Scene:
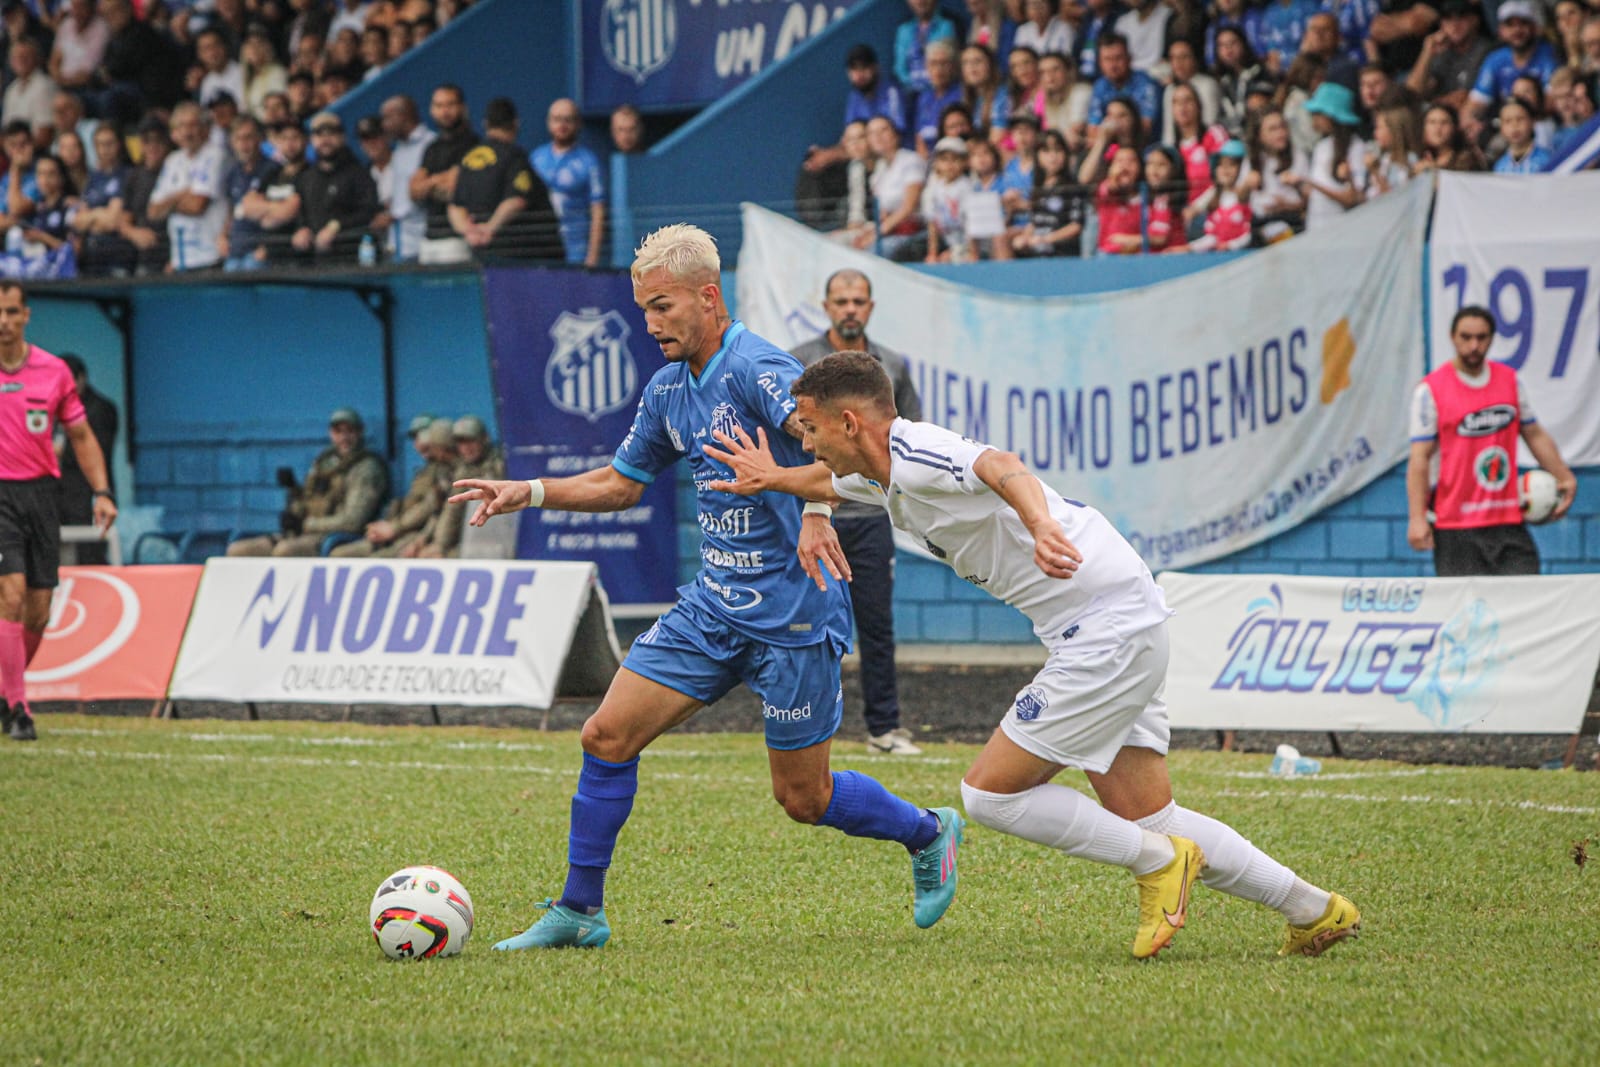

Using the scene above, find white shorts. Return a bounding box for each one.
[999,622,1171,774]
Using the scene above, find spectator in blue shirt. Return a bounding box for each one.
[1491,97,1552,171]
[894,0,959,94]
[1467,1,1560,140]
[530,97,605,267]
[913,39,963,154]
[843,43,908,132]
[1207,0,1267,67]
[1259,0,1323,75]
[1088,32,1161,136]
[1077,0,1128,79]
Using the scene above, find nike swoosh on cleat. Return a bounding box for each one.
[1161,854,1192,928]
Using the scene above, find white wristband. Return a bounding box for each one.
[526,479,546,508]
[801,501,833,519]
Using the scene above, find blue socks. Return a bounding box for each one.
[817,770,941,853]
[558,752,639,913]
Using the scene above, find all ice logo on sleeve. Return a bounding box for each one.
[1013,685,1048,722]
[710,402,743,442]
[601,0,677,84]
[546,308,640,422]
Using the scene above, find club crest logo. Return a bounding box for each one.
[1474,445,1511,492]
[1013,685,1048,722]
[601,0,677,84]
[710,402,742,442]
[546,308,640,423]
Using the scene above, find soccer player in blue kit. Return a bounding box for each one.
[449,225,963,949]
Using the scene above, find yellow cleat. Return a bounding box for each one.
[1132,836,1204,959]
[1278,893,1361,957]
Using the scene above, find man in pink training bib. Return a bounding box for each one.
[0,281,117,741]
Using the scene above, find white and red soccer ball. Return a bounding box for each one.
[1518,468,1561,526]
[369,866,474,960]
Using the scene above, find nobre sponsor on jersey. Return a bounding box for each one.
[240,566,534,656]
[1457,405,1517,437]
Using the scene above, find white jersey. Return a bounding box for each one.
[153,142,229,270]
[833,419,1171,645]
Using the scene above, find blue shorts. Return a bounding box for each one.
[623,599,845,751]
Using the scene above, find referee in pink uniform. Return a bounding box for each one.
[0,281,117,741]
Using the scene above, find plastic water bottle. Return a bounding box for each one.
[5,226,22,256]
[358,233,377,267]
[1269,744,1321,777]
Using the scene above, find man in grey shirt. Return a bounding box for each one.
[790,268,924,754]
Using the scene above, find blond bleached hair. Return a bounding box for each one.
[631,224,720,286]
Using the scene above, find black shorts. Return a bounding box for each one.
[1433,523,1540,577]
[0,477,62,588]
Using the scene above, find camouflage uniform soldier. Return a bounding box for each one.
[417,414,504,558]
[332,418,456,557]
[228,407,390,557]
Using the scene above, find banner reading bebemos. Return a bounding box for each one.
[1160,571,1600,733]
[1430,172,1600,467]
[168,559,622,710]
[483,267,677,608]
[26,565,202,703]
[738,179,1431,571]
[581,0,863,112]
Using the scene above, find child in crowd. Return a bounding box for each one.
[1186,140,1253,252]
[965,136,1013,260]
[1078,96,1142,184]
[1095,145,1145,254]
[1492,98,1552,173]
[1363,107,1420,199]
[1415,103,1484,172]
[1000,112,1040,224]
[1141,145,1188,253]
[1011,129,1083,257]
[1300,82,1366,232]
[922,136,976,262]
[1168,83,1230,207]
[1244,108,1307,243]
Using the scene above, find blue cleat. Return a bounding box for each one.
[493,899,610,950]
[911,807,963,929]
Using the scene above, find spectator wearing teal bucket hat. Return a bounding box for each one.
[1301,82,1367,231]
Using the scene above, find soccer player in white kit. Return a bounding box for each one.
[706,352,1360,959]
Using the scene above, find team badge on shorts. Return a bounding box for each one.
[1014,685,1048,722]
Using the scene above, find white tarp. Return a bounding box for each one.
[1161,571,1600,733]
[1431,172,1600,466]
[738,179,1431,571]
[169,558,619,708]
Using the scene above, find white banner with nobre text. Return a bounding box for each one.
[738,180,1430,571]
[1430,172,1600,467]
[1160,571,1600,733]
[169,559,621,708]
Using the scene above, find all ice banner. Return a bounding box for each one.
[483,267,678,607]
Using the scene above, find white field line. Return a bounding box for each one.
[1209,787,1600,817]
[1216,768,1448,781]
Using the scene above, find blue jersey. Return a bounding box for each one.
[612,321,852,648]
[1470,42,1559,108]
[1492,145,1551,174]
[530,142,605,264]
[1088,70,1162,126]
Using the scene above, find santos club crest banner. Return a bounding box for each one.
[738,180,1431,570]
[1160,572,1600,733]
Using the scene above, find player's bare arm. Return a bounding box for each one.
[1520,422,1577,518]
[64,419,117,533]
[450,465,645,527]
[1404,438,1437,550]
[972,449,1082,580]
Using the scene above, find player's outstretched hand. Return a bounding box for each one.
[798,512,852,591]
[449,479,531,527]
[1030,519,1082,580]
[703,426,777,494]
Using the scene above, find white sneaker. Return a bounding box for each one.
[867,728,923,755]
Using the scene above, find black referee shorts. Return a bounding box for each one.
[1433,523,1541,578]
[0,477,63,589]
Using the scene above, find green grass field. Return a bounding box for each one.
[5,714,1598,1066]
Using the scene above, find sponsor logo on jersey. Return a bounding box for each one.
[1014,685,1048,722]
[545,308,639,422]
[698,506,755,538]
[702,545,765,569]
[601,0,677,84]
[1457,404,1517,438]
[762,699,812,722]
[1061,624,1080,640]
[665,419,686,453]
[0,382,21,392]
[1474,445,1511,492]
[700,574,762,610]
[25,408,48,433]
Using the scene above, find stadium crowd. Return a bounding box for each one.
[0,0,611,277]
[796,0,1600,261]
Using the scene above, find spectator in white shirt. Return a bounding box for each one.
[241,23,288,121]
[48,0,108,92]
[862,114,925,261]
[357,114,395,245]
[2,38,57,151]
[330,0,374,37]
[1014,0,1074,57]
[379,93,436,262]
[190,27,245,109]
[1300,82,1366,231]
[1115,0,1175,74]
[146,102,230,271]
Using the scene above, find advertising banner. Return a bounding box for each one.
[26,565,202,703]
[738,180,1431,570]
[1430,173,1600,466]
[581,0,862,112]
[483,267,677,607]
[168,559,616,709]
[1161,571,1600,733]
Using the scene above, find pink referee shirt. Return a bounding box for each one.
[0,344,86,480]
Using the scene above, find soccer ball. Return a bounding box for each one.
[369,866,474,960]
[1518,468,1561,525]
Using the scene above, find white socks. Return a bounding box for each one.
[1135,801,1330,925]
[960,780,1172,873]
